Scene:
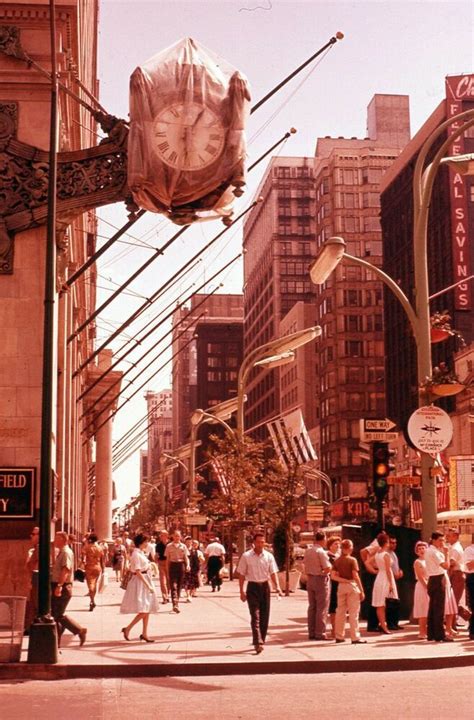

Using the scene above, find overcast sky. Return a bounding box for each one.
[96,0,473,507]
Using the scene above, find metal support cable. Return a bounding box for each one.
[112,408,154,452]
[81,254,239,432]
[79,304,207,421]
[112,423,151,465]
[73,201,257,378]
[68,225,188,342]
[66,210,146,287]
[83,331,198,444]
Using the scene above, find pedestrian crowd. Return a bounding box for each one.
[24,525,474,655]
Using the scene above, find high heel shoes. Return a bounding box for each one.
[139,634,155,643]
[121,627,131,641]
[380,625,392,635]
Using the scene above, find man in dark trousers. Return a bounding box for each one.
[425,531,453,642]
[237,532,282,654]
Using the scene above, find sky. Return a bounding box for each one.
[95,0,473,507]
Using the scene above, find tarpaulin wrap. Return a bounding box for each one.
[128,38,251,225]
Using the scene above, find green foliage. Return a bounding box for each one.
[129,486,163,533]
[272,522,294,571]
[201,433,302,567]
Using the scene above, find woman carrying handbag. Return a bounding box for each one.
[120,533,159,642]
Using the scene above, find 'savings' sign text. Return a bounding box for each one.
[0,468,35,518]
[445,75,473,310]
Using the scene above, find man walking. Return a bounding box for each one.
[237,532,282,654]
[425,531,452,642]
[155,529,170,603]
[165,530,190,613]
[51,531,87,647]
[304,530,332,640]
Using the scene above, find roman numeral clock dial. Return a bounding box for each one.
[152,102,225,171]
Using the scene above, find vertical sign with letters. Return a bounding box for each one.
[445,75,473,310]
[0,468,35,518]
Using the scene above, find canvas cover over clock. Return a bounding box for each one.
[128,37,251,225]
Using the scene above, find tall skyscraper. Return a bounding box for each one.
[243,95,410,513]
[243,157,316,437]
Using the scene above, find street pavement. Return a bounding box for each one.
[2,569,473,679]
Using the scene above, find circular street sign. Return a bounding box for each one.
[407,405,453,454]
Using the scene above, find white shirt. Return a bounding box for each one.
[448,540,464,572]
[425,545,447,576]
[237,548,278,582]
[130,548,150,573]
[463,544,474,573]
[205,541,226,558]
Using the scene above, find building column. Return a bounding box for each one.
[94,404,113,541]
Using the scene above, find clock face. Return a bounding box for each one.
[152,101,225,171]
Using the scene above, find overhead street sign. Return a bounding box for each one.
[359,419,398,443]
[363,418,396,432]
[387,476,421,486]
[361,431,399,442]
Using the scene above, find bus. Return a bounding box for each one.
[432,508,474,545]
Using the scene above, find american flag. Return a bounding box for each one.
[410,483,450,521]
[410,487,423,522]
[267,408,317,470]
[211,457,230,495]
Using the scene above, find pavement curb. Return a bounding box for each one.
[1,654,473,680]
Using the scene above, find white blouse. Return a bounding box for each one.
[130,548,150,573]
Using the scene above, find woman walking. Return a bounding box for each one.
[367,532,398,634]
[82,533,105,611]
[183,536,201,600]
[111,537,126,582]
[120,533,159,642]
[413,541,429,639]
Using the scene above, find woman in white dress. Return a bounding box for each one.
[120,533,159,642]
[413,541,429,639]
[367,533,398,634]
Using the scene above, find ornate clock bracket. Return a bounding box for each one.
[0,25,135,275]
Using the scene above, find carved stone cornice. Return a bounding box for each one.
[0,101,130,274]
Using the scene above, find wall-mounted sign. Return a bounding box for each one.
[0,468,35,518]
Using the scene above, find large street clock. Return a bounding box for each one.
[152,101,226,171]
[128,37,251,226]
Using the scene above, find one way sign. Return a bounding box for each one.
[360,418,398,442]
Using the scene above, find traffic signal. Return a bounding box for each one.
[372,442,395,500]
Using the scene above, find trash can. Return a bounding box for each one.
[0,596,26,662]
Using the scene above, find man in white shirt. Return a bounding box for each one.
[205,536,226,592]
[446,527,465,613]
[425,532,452,642]
[237,532,282,654]
[304,530,332,640]
[463,541,474,640]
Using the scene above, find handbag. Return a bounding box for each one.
[74,568,86,583]
[120,569,131,590]
[98,571,108,593]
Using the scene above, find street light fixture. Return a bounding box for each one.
[309,112,474,539]
[236,326,322,440]
[254,350,296,369]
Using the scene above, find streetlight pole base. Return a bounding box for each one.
[27,617,58,664]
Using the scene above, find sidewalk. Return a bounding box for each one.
[2,570,473,679]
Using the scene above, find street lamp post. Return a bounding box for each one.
[309,109,474,539]
[236,326,322,440]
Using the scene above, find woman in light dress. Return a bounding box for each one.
[120,533,159,642]
[367,532,398,634]
[413,541,429,639]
